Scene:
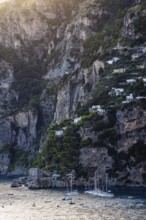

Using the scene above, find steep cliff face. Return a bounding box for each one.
[0,109,38,173]
[54,60,104,122]
[0,0,98,79]
[0,0,146,185]
[0,0,110,173]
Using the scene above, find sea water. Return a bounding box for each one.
[0,178,146,220]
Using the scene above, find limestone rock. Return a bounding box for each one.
[116,106,146,134]
[0,153,10,174]
[80,147,113,178]
[54,60,104,122]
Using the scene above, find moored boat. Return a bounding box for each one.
[85,171,114,198]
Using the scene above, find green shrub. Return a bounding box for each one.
[81,138,92,147]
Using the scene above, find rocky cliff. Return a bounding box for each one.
[0,0,146,186]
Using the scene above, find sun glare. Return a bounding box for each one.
[0,0,8,4]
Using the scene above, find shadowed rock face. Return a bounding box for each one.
[0,0,107,79]
[0,0,108,174]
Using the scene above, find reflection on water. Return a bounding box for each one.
[0,180,146,220]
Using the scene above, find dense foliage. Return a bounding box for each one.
[34,125,81,175]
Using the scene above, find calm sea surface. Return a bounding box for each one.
[0,177,146,220]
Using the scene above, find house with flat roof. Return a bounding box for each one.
[113,57,120,62]
[106,57,120,65]
[136,96,146,100]
[126,94,134,101]
[55,130,64,137]
[113,68,126,73]
[74,117,81,124]
[89,105,105,115]
[106,60,113,65]
[96,108,106,115]
[91,105,101,110]
[126,79,136,85]
[143,78,146,86]
[109,88,124,97]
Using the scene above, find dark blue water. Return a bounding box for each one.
[112,186,146,200]
[1,175,146,201]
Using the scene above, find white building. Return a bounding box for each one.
[126,94,134,101]
[55,130,64,137]
[109,88,124,97]
[113,68,126,73]
[89,105,105,115]
[122,100,130,104]
[126,79,136,85]
[96,108,106,115]
[74,117,81,124]
[136,96,146,100]
[113,57,120,62]
[143,78,146,86]
[106,57,120,65]
[65,71,69,75]
[106,60,113,65]
[92,105,101,110]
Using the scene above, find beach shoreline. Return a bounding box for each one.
[0,181,145,220]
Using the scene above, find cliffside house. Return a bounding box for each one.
[89,105,105,115]
[126,94,134,101]
[74,117,81,124]
[55,130,64,137]
[106,57,120,65]
[126,79,136,85]
[122,100,130,104]
[106,60,113,65]
[108,88,124,97]
[136,96,146,100]
[113,57,120,62]
[97,108,106,115]
[90,105,101,111]
[143,78,146,86]
[113,68,126,73]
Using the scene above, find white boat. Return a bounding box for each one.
[85,171,114,198]
[85,189,114,198]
